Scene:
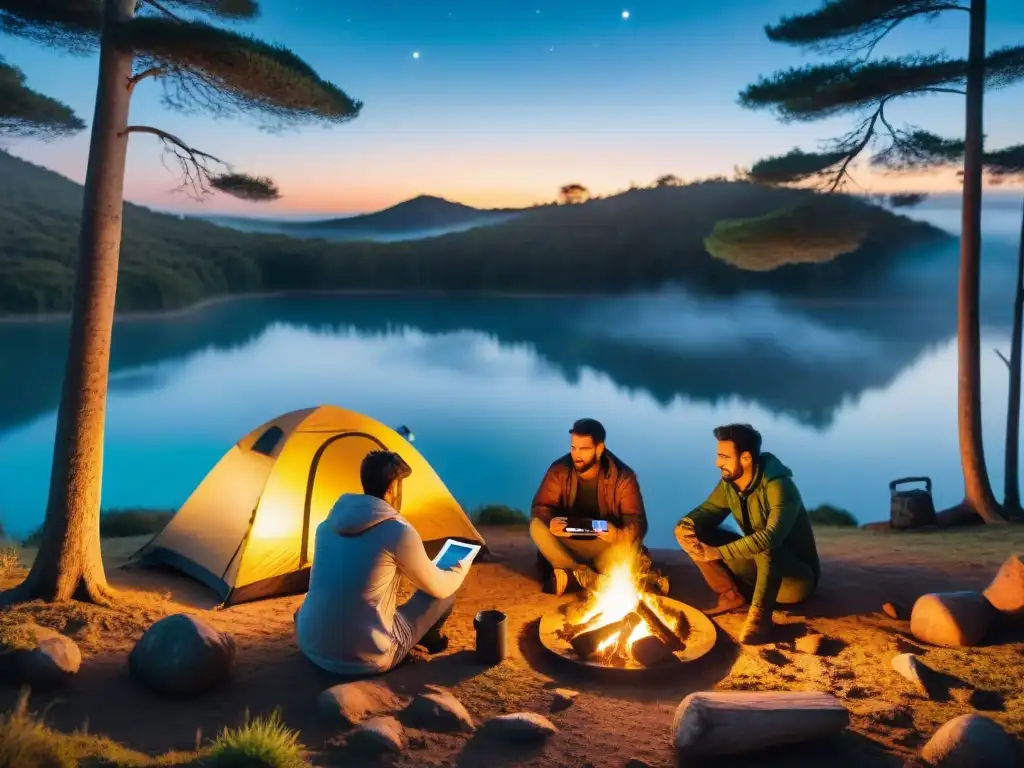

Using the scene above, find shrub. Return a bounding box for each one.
[202,710,306,768]
[471,504,529,526]
[21,508,173,547]
[807,504,858,527]
[0,545,20,578]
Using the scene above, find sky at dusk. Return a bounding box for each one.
[4,0,1024,216]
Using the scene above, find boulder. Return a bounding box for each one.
[982,554,1024,620]
[882,601,907,621]
[401,686,475,733]
[550,688,579,712]
[128,613,235,697]
[891,653,943,700]
[909,592,997,647]
[481,712,558,744]
[347,716,406,755]
[795,633,824,655]
[0,624,81,687]
[317,680,403,728]
[920,713,1019,767]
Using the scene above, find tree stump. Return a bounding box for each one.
[672,690,849,759]
[910,591,998,647]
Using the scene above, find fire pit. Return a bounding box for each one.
[537,560,716,678]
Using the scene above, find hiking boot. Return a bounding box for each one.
[739,607,773,645]
[703,588,746,616]
[545,568,570,596]
[573,566,600,592]
[417,629,450,655]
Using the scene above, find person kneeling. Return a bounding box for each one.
[295,450,468,675]
[675,424,820,645]
[530,418,667,596]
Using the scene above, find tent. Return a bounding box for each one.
[133,405,486,605]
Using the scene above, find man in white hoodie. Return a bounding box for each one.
[295,450,469,676]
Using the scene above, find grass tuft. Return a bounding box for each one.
[202,709,306,768]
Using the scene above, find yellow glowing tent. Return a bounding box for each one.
[133,405,486,604]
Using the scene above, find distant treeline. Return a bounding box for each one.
[0,150,949,316]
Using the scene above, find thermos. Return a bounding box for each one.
[473,609,507,665]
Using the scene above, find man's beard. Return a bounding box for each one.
[574,457,597,474]
[721,466,743,483]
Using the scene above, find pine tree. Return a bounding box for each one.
[0,54,85,137]
[0,0,362,605]
[727,0,1024,525]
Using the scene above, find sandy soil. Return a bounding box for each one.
[2,525,1023,767]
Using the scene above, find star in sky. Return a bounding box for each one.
[412,51,420,59]
[622,10,630,20]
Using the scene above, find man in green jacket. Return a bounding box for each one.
[675,424,820,645]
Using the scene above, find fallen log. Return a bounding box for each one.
[673,691,850,759]
[636,599,683,651]
[630,634,671,667]
[570,618,626,659]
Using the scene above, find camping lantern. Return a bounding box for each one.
[889,476,936,529]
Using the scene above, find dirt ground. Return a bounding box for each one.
[1,525,1023,767]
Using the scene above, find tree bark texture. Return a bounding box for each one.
[2,0,137,605]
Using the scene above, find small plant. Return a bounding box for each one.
[0,545,20,578]
[203,709,307,768]
[0,688,72,768]
[807,504,858,527]
[471,504,529,526]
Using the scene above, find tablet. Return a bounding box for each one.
[432,539,482,571]
[563,518,609,535]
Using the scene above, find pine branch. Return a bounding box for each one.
[118,17,362,129]
[0,0,102,54]
[983,145,1024,177]
[157,0,259,20]
[766,0,966,55]
[122,124,279,201]
[0,55,86,138]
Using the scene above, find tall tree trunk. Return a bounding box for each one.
[955,0,1005,523]
[0,0,137,606]
[1005,196,1024,519]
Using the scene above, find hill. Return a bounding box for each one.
[203,194,524,241]
[0,149,951,315]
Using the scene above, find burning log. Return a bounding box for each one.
[636,599,684,651]
[570,618,628,659]
[631,635,671,667]
[611,612,643,658]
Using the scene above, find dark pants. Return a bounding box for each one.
[679,526,817,612]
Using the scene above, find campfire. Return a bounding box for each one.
[556,559,689,668]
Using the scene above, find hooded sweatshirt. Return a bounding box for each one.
[295,493,466,675]
[676,453,820,581]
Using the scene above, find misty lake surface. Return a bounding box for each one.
[0,197,1021,548]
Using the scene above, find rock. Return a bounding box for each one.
[920,713,1019,767]
[624,760,654,768]
[909,592,997,647]
[347,716,406,755]
[795,633,824,655]
[982,554,1024,620]
[128,613,234,698]
[551,688,579,712]
[401,687,475,733]
[482,712,558,743]
[0,624,81,687]
[882,601,907,620]
[318,680,404,728]
[891,653,943,700]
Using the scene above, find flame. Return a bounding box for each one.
[578,556,652,655]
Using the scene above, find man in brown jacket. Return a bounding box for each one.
[530,418,661,596]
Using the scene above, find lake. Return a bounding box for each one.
[0,196,1021,548]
